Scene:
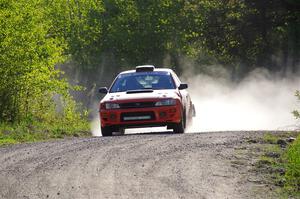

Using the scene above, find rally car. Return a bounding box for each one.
[98,65,195,136]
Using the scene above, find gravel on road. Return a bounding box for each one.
[0,131,276,199]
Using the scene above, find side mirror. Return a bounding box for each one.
[99,87,108,94]
[178,83,188,90]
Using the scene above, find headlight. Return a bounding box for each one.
[105,103,120,109]
[155,99,176,106]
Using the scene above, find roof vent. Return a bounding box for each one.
[135,65,155,72]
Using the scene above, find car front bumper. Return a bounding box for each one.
[100,105,182,128]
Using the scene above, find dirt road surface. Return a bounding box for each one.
[0,131,276,199]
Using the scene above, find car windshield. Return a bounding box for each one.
[110,72,175,93]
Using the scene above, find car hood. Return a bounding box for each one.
[101,89,180,103]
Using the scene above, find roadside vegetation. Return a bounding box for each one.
[284,136,300,195]
[258,131,300,198]
[256,92,300,198]
[0,1,89,145]
[253,93,300,198]
[0,118,89,145]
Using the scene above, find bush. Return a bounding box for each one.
[283,135,300,194]
[0,0,90,145]
[0,110,90,145]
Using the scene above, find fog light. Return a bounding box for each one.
[110,113,117,121]
[102,113,108,119]
[159,111,167,118]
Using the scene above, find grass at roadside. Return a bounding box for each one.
[258,132,300,198]
[0,120,90,146]
[284,136,300,194]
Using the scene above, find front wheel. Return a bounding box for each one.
[101,126,113,137]
[173,111,186,134]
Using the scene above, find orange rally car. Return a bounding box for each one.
[98,65,195,136]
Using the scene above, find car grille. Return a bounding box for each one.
[120,111,155,122]
[119,101,156,109]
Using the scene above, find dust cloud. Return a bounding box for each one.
[91,114,102,136]
[91,67,300,136]
[185,68,300,132]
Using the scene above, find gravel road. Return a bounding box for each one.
[0,131,275,199]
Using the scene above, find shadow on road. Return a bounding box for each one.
[115,130,176,136]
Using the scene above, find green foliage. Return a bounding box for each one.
[0,0,66,121]
[0,0,90,140]
[45,0,105,68]
[258,132,300,197]
[0,118,89,145]
[283,135,300,193]
[263,133,279,144]
[47,0,300,74]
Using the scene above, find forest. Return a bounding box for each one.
[0,0,299,132]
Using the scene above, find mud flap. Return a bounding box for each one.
[192,104,196,117]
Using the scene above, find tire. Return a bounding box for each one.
[101,126,113,137]
[119,127,125,135]
[173,110,186,134]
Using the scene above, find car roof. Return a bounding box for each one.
[119,68,174,75]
